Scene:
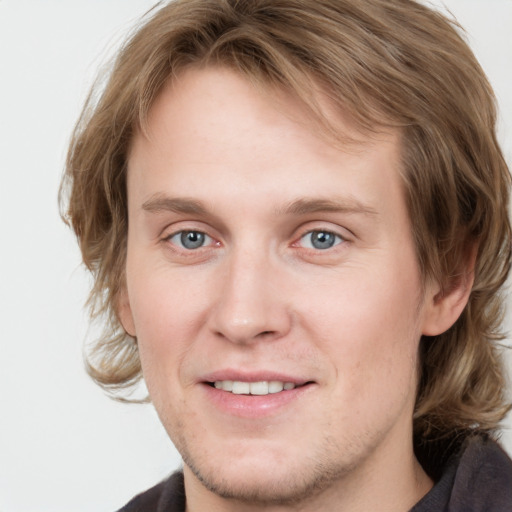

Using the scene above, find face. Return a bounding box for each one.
[122,67,439,507]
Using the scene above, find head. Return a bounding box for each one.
[62,0,511,496]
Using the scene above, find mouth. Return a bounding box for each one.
[201,374,316,418]
[207,380,312,395]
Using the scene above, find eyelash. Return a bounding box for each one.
[163,228,346,253]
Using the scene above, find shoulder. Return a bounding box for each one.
[412,435,512,512]
[450,436,512,509]
[116,471,185,512]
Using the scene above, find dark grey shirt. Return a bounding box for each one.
[118,436,512,511]
[412,436,512,511]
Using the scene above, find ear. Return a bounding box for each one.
[421,248,476,336]
[116,286,137,337]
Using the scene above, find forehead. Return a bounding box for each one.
[127,66,405,229]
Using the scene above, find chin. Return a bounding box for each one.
[187,460,340,506]
[180,437,351,506]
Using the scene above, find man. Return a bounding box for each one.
[61,0,512,510]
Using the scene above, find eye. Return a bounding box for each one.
[168,230,213,250]
[299,230,343,250]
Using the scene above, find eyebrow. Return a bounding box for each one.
[142,195,209,215]
[279,197,378,216]
[141,194,378,217]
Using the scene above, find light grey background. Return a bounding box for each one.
[0,1,510,511]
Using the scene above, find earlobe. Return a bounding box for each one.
[421,264,475,337]
[117,287,137,337]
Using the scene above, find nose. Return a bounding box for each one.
[208,249,292,345]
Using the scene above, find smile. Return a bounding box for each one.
[213,380,297,395]
[203,378,315,418]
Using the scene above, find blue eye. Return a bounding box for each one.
[169,230,212,250]
[300,230,342,250]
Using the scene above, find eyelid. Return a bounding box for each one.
[159,218,219,240]
[292,221,352,243]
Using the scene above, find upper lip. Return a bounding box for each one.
[200,369,312,386]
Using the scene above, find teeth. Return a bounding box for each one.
[268,381,284,393]
[213,380,297,395]
[249,381,268,395]
[232,381,250,394]
[222,380,234,391]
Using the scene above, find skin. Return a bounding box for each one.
[120,67,469,512]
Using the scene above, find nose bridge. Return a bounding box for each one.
[210,244,290,344]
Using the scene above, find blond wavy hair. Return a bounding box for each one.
[61,0,511,468]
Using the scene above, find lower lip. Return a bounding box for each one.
[200,383,314,419]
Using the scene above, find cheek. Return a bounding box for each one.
[309,264,423,397]
[126,260,222,387]
[128,262,208,340]
[126,272,199,386]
